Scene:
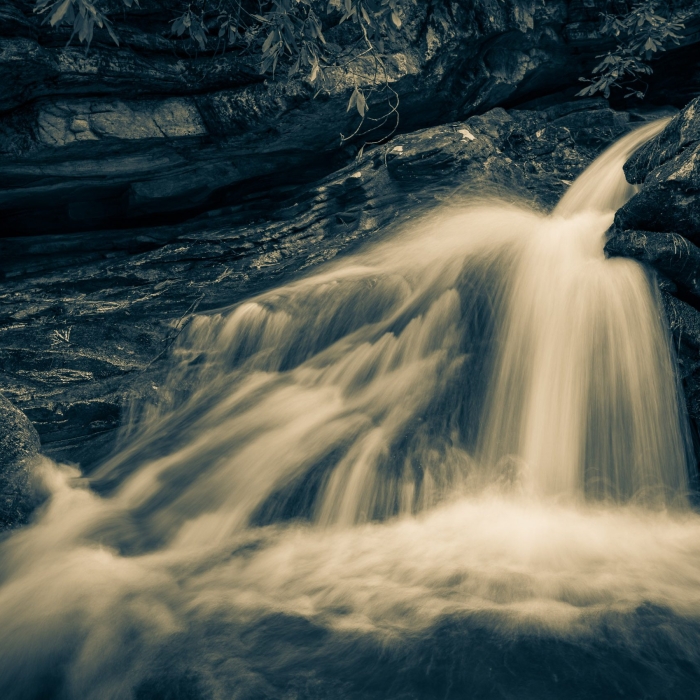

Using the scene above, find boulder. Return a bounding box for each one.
[615,99,700,243]
[605,229,700,305]
[624,98,700,182]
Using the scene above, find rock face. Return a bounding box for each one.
[0,391,40,530]
[606,97,700,475]
[0,100,634,469]
[0,0,655,236]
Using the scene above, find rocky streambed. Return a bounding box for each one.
[0,98,660,521]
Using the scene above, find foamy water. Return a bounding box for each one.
[3,117,698,700]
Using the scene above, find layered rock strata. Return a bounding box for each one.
[0,0,629,235]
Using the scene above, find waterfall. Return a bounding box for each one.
[480,119,689,504]
[87,116,686,538]
[2,119,699,700]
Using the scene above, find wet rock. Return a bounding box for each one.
[0,35,259,114]
[0,392,40,530]
[605,230,700,307]
[614,182,700,247]
[36,98,207,146]
[660,293,700,432]
[616,98,700,244]
[0,102,634,470]
[624,98,700,183]
[0,0,35,41]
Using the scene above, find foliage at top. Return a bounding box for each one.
[34,0,124,46]
[577,0,695,100]
[33,0,415,142]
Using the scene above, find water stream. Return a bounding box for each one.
[2,119,700,699]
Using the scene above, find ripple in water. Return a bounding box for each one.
[2,119,698,700]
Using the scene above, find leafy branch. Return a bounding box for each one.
[578,0,693,100]
[33,0,414,143]
[33,0,132,48]
[340,11,401,147]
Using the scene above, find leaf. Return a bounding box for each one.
[192,24,207,51]
[312,15,325,44]
[347,87,358,112]
[78,14,90,41]
[172,16,186,36]
[262,29,278,53]
[106,20,119,46]
[391,10,400,28]
[282,14,295,37]
[356,89,366,117]
[83,16,93,46]
[49,0,72,27]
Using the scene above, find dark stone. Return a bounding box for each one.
[0,391,40,530]
[0,0,36,41]
[624,97,700,184]
[605,229,700,307]
[616,100,700,244]
[614,187,700,247]
[659,293,700,462]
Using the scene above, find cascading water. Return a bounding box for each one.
[3,119,700,699]
[480,120,689,505]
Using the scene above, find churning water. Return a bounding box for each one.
[3,119,700,699]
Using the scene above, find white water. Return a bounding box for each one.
[481,120,687,503]
[2,118,700,699]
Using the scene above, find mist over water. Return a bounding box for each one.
[4,118,700,699]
